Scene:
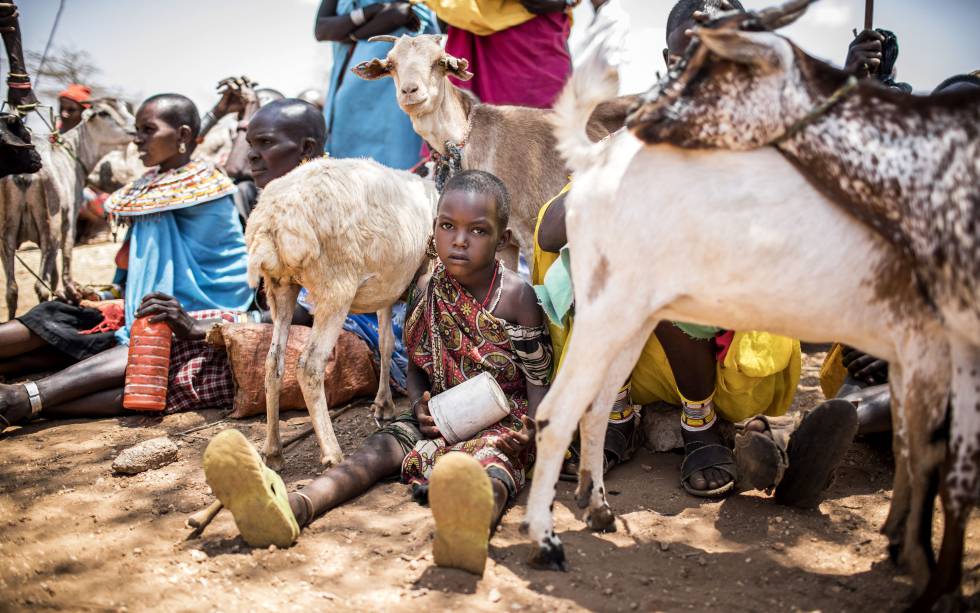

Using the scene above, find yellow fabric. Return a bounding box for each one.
[532,184,801,423]
[819,342,847,399]
[532,184,572,371]
[422,0,536,36]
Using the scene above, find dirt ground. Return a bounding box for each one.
[1,244,979,612]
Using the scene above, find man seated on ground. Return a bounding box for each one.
[0,98,402,429]
[204,170,552,577]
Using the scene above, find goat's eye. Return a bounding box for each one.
[96,110,110,118]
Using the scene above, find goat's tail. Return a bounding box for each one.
[245,210,322,288]
[551,28,621,173]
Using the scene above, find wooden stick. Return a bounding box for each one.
[864,0,873,31]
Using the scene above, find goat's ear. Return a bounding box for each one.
[352,58,392,81]
[695,28,786,72]
[439,55,473,81]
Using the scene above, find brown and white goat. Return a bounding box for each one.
[625,0,979,605]
[352,34,635,263]
[0,98,133,318]
[522,46,953,609]
[245,156,437,470]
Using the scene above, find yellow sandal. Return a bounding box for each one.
[429,452,494,576]
[203,429,299,548]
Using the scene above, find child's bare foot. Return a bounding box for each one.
[0,383,33,430]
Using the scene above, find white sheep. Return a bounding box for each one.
[245,155,437,470]
[0,98,133,317]
[521,49,951,608]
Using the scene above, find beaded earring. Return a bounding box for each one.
[425,235,438,259]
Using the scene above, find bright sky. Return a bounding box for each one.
[15,0,980,114]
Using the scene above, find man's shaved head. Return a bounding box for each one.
[254,98,325,150]
[246,98,326,188]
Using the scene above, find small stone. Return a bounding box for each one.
[133,548,143,555]
[771,543,786,552]
[268,545,277,552]
[630,603,639,610]
[190,549,207,563]
[745,558,752,563]
[697,556,707,566]
[112,437,179,475]
[488,588,502,603]
[602,588,613,596]
[659,541,670,552]
[545,584,554,593]
[641,464,653,472]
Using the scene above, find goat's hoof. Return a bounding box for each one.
[264,452,285,472]
[370,403,395,424]
[320,452,343,468]
[527,540,568,572]
[585,504,616,533]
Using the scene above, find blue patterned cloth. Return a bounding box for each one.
[116,194,252,344]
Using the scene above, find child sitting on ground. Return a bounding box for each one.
[204,169,552,575]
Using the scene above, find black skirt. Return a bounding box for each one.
[16,301,117,361]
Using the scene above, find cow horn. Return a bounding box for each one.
[368,35,399,43]
[755,0,816,30]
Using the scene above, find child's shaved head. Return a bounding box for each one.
[442,170,511,230]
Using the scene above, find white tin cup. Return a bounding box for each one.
[428,372,510,444]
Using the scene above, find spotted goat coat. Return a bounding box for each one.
[624,2,980,607]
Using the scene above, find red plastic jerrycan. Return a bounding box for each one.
[122,317,172,411]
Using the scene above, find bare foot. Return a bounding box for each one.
[0,383,33,429]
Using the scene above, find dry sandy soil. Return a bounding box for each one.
[1,243,979,612]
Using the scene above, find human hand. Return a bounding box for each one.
[413,391,441,438]
[389,2,421,31]
[844,29,884,78]
[520,0,570,15]
[212,76,257,118]
[841,345,888,386]
[497,415,536,460]
[136,292,196,339]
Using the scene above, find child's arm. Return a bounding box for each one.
[407,361,440,438]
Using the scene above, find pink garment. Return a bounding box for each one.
[445,12,572,108]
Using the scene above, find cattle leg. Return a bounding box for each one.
[522,299,661,571]
[296,309,347,467]
[59,201,75,291]
[2,239,18,320]
[262,281,300,471]
[370,306,396,423]
[35,240,55,303]
[913,480,967,612]
[577,341,650,534]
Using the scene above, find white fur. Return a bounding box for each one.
[522,53,950,593]
[0,99,134,317]
[245,156,437,469]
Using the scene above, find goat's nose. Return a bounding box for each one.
[401,84,419,95]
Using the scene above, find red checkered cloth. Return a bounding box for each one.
[163,310,245,414]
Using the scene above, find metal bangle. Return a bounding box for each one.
[24,381,43,416]
[349,7,366,26]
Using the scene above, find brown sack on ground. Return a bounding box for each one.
[206,323,379,419]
